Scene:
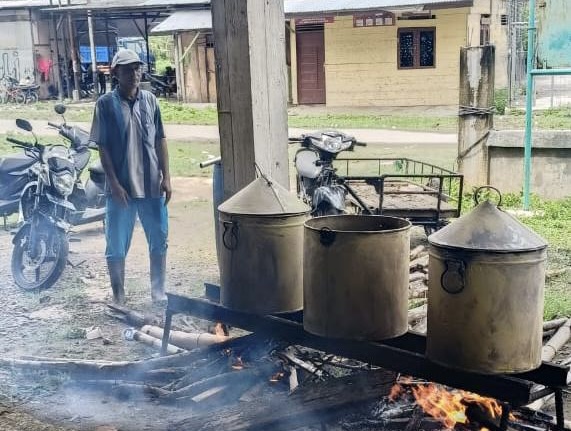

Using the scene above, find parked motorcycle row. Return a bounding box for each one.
[0,77,40,105]
[0,105,106,290]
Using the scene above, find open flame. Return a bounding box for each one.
[390,380,515,430]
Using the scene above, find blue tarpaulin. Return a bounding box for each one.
[79,46,111,64]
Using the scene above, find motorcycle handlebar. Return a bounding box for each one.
[6,137,33,148]
[354,141,367,147]
[47,121,61,129]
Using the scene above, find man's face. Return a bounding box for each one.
[115,63,142,90]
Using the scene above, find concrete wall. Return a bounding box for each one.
[322,8,468,107]
[0,10,35,82]
[484,130,571,200]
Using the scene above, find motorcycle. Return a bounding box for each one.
[40,104,106,226]
[8,119,77,290]
[291,130,366,216]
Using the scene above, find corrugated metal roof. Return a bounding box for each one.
[284,0,472,15]
[0,0,58,9]
[151,9,211,34]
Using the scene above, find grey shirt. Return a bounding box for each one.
[90,89,166,198]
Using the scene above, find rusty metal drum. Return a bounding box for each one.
[427,190,548,374]
[218,177,310,314]
[303,215,411,340]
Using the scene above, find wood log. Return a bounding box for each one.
[409,286,428,300]
[407,305,427,324]
[168,370,396,431]
[277,349,323,377]
[106,304,161,327]
[409,255,429,272]
[409,272,427,283]
[542,329,557,339]
[541,318,571,362]
[0,334,260,381]
[127,329,186,355]
[409,245,426,261]
[160,362,276,402]
[542,318,568,331]
[140,325,229,351]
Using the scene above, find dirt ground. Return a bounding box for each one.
[0,176,221,431]
[0,176,569,431]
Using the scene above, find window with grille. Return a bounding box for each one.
[398,27,435,69]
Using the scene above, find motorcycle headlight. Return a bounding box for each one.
[52,171,75,196]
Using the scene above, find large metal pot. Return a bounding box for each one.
[427,193,548,374]
[304,215,411,340]
[218,177,310,314]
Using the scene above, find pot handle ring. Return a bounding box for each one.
[474,185,502,207]
[441,259,466,294]
[319,227,336,247]
[222,220,239,250]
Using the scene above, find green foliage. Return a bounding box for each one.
[159,102,219,125]
[149,35,174,74]
[494,88,508,115]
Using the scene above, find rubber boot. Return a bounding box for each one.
[107,259,125,304]
[150,254,167,304]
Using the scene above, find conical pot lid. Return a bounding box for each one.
[218,176,310,216]
[429,200,547,252]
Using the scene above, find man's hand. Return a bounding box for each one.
[161,177,172,205]
[110,183,129,207]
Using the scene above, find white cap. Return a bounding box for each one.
[111,49,143,69]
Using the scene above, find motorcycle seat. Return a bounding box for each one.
[0,154,35,175]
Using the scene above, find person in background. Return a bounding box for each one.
[89,48,172,304]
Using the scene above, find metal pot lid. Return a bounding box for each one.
[218,176,310,216]
[428,200,547,252]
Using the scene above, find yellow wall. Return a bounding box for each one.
[322,8,469,107]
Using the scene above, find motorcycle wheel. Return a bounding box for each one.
[27,92,38,104]
[15,93,26,104]
[11,224,69,291]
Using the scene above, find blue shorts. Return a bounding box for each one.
[105,197,168,260]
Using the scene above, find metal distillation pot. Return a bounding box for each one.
[218,177,310,314]
[427,196,548,374]
[304,215,411,340]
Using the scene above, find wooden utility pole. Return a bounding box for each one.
[87,12,98,100]
[457,45,495,187]
[67,13,81,101]
[212,0,289,198]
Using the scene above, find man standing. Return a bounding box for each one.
[90,49,172,304]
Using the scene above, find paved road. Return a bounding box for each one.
[0,119,457,145]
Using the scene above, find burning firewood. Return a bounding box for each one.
[168,370,396,431]
[140,325,229,350]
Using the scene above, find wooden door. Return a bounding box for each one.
[296,29,325,104]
